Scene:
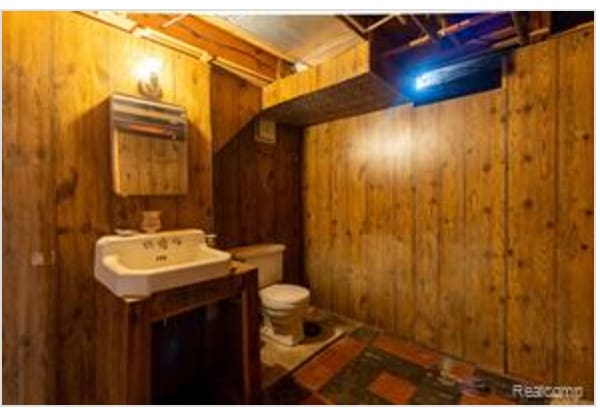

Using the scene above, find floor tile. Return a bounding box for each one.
[349,325,381,344]
[373,335,442,369]
[293,336,366,391]
[321,349,391,404]
[368,372,417,404]
[261,375,311,405]
[461,391,516,405]
[448,360,476,381]
[302,393,332,404]
[410,372,462,404]
[368,346,427,385]
[472,368,550,404]
[262,318,550,405]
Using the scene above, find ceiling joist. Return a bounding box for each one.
[511,11,531,45]
[128,13,287,82]
[410,15,441,43]
[383,13,502,58]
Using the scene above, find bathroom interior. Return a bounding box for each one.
[2,10,594,405]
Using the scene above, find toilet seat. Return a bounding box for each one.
[260,284,310,310]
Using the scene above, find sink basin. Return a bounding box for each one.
[94,229,231,298]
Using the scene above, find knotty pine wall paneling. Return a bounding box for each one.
[412,103,441,349]
[2,12,58,404]
[213,123,303,284]
[212,67,303,284]
[211,66,262,153]
[462,91,507,374]
[3,12,213,404]
[506,34,558,385]
[302,26,593,398]
[556,27,594,397]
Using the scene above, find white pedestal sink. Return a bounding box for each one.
[94,229,231,299]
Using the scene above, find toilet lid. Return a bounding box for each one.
[260,284,310,306]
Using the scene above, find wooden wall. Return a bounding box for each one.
[3,12,213,404]
[302,27,593,396]
[212,69,304,284]
[211,66,261,153]
[2,12,58,404]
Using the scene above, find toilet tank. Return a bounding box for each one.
[228,243,285,288]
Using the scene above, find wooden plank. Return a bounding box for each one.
[329,120,351,316]
[211,69,303,283]
[390,105,415,339]
[274,125,304,284]
[2,11,58,404]
[262,41,371,109]
[437,97,465,358]
[128,13,281,81]
[556,27,594,399]
[239,126,259,244]
[463,90,507,373]
[313,124,333,310]
[53,12,113,403]
[412,103,440,349]
[506,38,557,384]
[302,128,320,302]
[214,133,242,248]
[174,52,213,230]
[364,110,395,331]
[255,138,277,242]
[341,116,368,321]
[211,67,261,153]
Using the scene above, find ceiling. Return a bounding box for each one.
[198,15,364,67]
[83,11,594,87]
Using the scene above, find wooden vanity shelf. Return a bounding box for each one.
[95,261,260,404]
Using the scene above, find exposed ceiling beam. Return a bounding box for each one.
[383,13,502,58]
[162,13,188,28]
[128,13,283,82]
[410,15,440,43]
[364,14,396,32]
[511,11,530,45]
[437,15,461,47]
[337,15,368,39]
[395,15,407,25]
[195,15,298,64]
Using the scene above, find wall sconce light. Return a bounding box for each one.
[135,57,163,99]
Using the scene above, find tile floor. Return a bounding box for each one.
[261,325,559,405]
[261,308,360,389]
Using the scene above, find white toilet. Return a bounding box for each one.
[228,243,310,346]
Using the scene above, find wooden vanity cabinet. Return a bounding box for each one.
[95,262,260,404]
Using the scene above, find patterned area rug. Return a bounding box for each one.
[262,325,591,405]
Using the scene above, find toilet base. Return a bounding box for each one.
[261,307,307,346]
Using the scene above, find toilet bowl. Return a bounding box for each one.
[228,244,310,346]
